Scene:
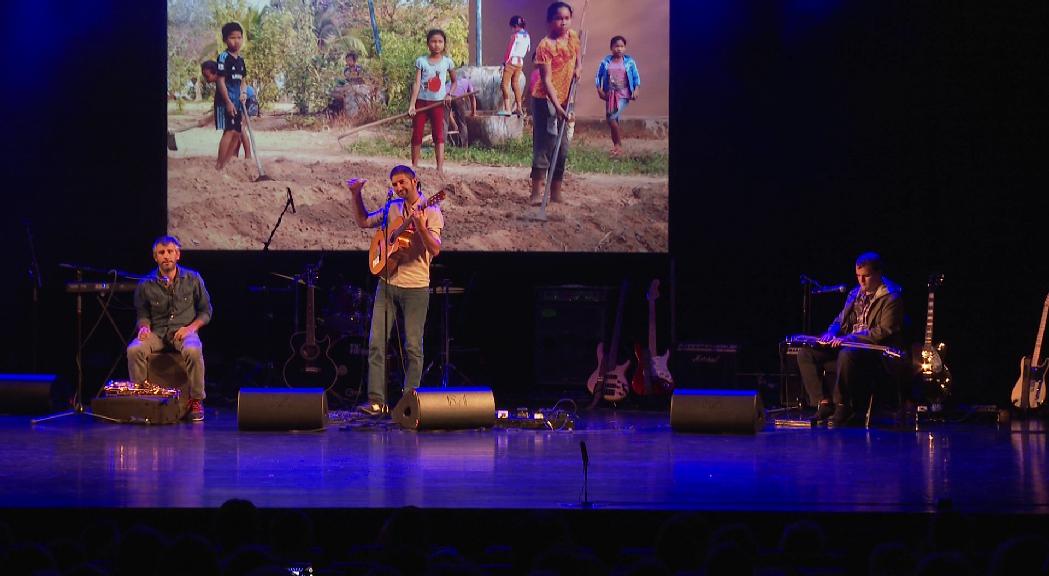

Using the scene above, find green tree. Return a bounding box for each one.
[358,0,468,114]
[282,1,343,114]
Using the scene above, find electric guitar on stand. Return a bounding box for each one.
[587,280,630,405]
[913,273,951,404]
[283,264,338,390]
[631,279,674,396]
[368,189,446,276]
[1011,292,1049,413]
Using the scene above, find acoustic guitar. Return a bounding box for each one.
[283,265,338,390]
[368,189,446,276]
[631,279,673,396]
[1011,292,1049,412]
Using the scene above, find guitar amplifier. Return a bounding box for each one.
[534,286,613,389]
[672,342,738,389]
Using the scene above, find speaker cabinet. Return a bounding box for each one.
[0,373,56,414]
[673,342,739,388]
[392,387,496,430]
[237,388,328,430]
[534,286,611,389]
[670,389,765,433]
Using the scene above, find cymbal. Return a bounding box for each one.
[270,272,306,285]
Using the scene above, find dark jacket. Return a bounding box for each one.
[827,276,904,346]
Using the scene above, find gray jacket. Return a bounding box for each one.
[827,276,904,346]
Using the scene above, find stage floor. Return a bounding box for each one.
[1,406,1046,513]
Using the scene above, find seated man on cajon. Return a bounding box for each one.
[127,236,213,422]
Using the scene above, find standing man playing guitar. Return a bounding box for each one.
[346,165,443,416]
[796,252,904,426]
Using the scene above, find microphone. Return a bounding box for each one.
[579,441,589,469]
[387,188,395,201]
[286,187,296,213]
[812,284,850,294]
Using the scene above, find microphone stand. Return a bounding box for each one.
[263,187,296,251]
[25,220,42,371]
[380,191,394,409]
[799,275,819,336]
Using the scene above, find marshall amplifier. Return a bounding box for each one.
[672,342,739,389]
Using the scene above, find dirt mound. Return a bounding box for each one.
[168,153,668,252]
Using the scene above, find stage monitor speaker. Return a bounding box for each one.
[670,389,765,433]
[0,374,56,414]
[392,387,496,430]
[237,388,328,431]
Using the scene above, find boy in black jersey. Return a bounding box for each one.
[215,22,250,170]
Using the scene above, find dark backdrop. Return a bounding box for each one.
[1,1,1045,406]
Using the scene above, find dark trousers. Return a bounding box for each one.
[796,347,887,410]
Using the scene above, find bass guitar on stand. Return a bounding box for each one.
[283,264,338,390]
[587,280,630,405]
[1011,292,1049,413]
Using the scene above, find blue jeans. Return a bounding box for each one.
[367,280,430,405]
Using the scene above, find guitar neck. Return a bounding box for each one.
[924,292,935,345]
[1033,298,1049,364]
[603,282,629,373]
[389,191,445,238]
[305,279,316,346]
[648,298,658,354]
[843,341,893,355]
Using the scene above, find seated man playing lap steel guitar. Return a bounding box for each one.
[796,252,904,426]
[346,165,443,416]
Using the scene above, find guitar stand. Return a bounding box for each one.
[423,279,471,388]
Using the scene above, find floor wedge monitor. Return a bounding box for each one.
[670,389,765,433]
[393,387,496,430]
[237,388,328,431]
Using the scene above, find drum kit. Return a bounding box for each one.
[269,269,469,394]
[271,272,373,339]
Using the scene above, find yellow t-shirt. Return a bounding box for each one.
[530,29,581,106]
[387,199,444,289]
